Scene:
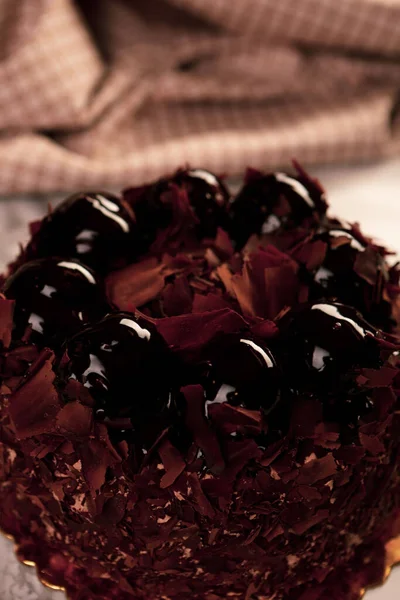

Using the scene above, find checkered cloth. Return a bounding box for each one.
[0,0,400,194]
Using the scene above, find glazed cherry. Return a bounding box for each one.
[173,168,230,239]
[60,313,176,427]
[124,168,230,250]
[26,192,136,274]
[205,334,281,414]
[277,301,381,394]
[308,228,391,328]
[3,258,108,345]
[311,229,365,299]
[229,170,327,249]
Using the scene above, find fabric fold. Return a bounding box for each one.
[0,0,399,194]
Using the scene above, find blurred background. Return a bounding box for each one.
[0,0,400,266]
[1,0,400,195]
[1,0,400,263]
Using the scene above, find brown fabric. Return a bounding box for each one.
[0,0,400,194]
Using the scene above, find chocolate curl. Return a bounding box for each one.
[106,253,196,311]
[292,159,328,212]
[0,295,14,349]
[183,384,225,475]
[297,454,337,485]
[231,246,299,320]
[192,292,231,313]
[150,185,199,254]
[290,238,327,271]
[158,438,186,489]
[77,434,120,494]
[187,472,216,518]
[56,401,93,439]
[156,308,247,363]
[9,351,61,439]
[162,276,193,316]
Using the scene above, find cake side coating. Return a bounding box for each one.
[0,166,400,600]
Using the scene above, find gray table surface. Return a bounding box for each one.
[0,159,399,599]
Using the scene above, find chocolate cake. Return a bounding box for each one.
[0,165,400,600]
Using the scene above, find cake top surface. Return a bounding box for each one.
[2,164,399,445]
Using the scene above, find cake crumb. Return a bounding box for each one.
[173,491,185,501]
[304,453,317,464]
[157,515,171,524]
[287,555,300,568]
[270,468,280,480]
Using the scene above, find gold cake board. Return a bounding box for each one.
[3,530,400,599]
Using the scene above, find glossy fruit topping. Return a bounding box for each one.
[229,170,327,249]
[123,168,230,253]
[27,192,136,274]
[277,301,380,395]
[205,334,281,414]
[60,313,176,429]
[308,227,391,328]
[3,258,108,345]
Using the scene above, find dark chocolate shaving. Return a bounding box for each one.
[77,437,120,494]
[0,295,14,349]
[297,454,338,485]
[156,308,248,363]
[232,246,299,319]
[106,254,197,311]
[158,438,186,488]
[9,352,60,439]
[183,384,225,475]
[56,401,93,439]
